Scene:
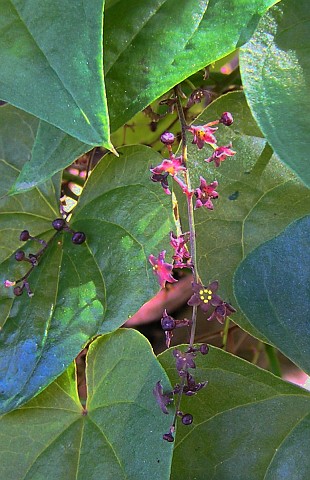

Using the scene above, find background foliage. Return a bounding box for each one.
[0,0,309,478]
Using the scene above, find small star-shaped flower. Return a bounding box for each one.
[188,281,222,313]
[194,176,219,210]
[150,171,171,195]
[170,231,191,266]
[150,155,186,176]
[207,301,236,324]
[149,251,177,288]
[205,144,236,167]
[188,124,217,149]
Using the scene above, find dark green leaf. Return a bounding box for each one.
[104,0,278,132]
[234,216,310,375]
[0,111,173,413]
[0,330,173,480]
[10,121,90,195]
[159,345,310,479]
[240,0,310,186]
[0,0,112,147]
[177,91,310,340]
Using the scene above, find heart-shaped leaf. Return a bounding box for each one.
[240,0,310,186]
[0,330,174,480]
[234,215,310,375]
[9,0,278,194]
[104,0,279,132]
[0,0,112,147]
[0,107,174,413]
[159,345,310,479]
[176,91,310,340]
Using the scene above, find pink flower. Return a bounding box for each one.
[170,232,191,266]
[4,279,16,288]
[188,125,217,149]
[150,155,186,176]
[205,144,236,167]
[194,176,219,210]
[149,251,177,288]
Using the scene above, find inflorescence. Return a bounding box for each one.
[4,218,86,297]
[150,102,236,442]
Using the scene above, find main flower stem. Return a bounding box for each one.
[174,86,198,348]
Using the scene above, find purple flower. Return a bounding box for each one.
[170,231,191,266]
[188,281,222,313]
[173,349,196,376]
[153,381,173,414]
[194,176,219,210]
[150,171,171,195]
[149,251,177,288]
[207,301,236,324]
[205,144,236,167]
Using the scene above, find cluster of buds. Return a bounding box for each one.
[4,218,86,297]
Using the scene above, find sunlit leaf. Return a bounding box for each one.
[0,330,174,480]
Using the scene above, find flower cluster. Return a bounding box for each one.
[150,101,237,443]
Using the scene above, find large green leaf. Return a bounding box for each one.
[0,108,173,413]
[0,330,174,480]
[10,121,90,194]
[0,0,112,147]
[234,216,310,375]
[159,345,310,479]
[9,0,278,194]
[240,0,310,186]
[176,91,310,340]
[104,0,278,132]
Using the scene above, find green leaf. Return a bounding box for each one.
[0,0,112,147]
[0,330,174,480]
[104,0,278,132]
[159,345,310,479]
[0,117,173,413]
[234,216,310,375]
[10,121,90,195]
[239,0,310,187]
[177,91,310,340]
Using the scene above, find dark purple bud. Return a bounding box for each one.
[13,286,23,296]
[15,250,25,261]
[72,232,86,244]
[161,310,176,331]
[199,344,209,355]
[52,218,66,231]
[163,433,174,442]
[219,112,233,126]
[20,230,30,241]
[160,132,175,145]
[181,413,193,425]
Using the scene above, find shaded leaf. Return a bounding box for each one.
[240,0,310,186]
[104,0,278,132]
[0,110,173,413]
[0,330,174,480]
[234,216,310,375]
[0,0,112,147]
[159,345,310,479]
[176,91,310,340]
[10,121,90,195]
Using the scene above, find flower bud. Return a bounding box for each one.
[20,230,30,241]
[72,232,86,244]
[219,112,233,126]
[15,250,25,261]
[52,218,66,231]
[160,132,175,145]
[181,413,193,425]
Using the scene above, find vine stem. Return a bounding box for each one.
[173,86,198,348]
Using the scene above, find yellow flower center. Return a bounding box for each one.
[199,288,212,303]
